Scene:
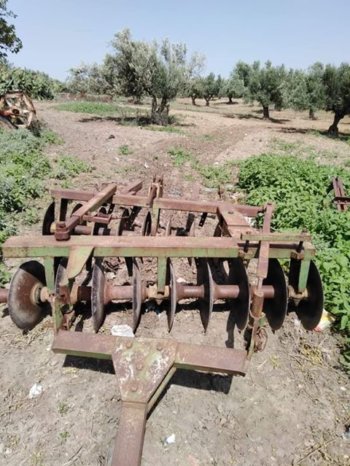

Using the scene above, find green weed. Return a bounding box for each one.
[54,155,91,179]
[118,144,133,155]
[238,153,350,371]
[168,147,194,166]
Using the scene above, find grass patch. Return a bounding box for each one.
[238,153,350,372]
[146,124,183,134]
[54,155,91,179]
[55,101,120,115]
[168,147,194,166]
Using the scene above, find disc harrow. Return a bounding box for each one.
[330,176,350,211]
[0,177,324,466]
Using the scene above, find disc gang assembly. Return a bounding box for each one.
[0,177,324,466]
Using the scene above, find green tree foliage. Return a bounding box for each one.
[109,29,201,124]
[323,63,350,135]
[201,73,221,106]
[186,77,204,105]
[245,61,286,119]
[0,65,60,98]
[67,63,112,96]
[0,0,22,59]
[220,73,245,104]
[283,63,325,119]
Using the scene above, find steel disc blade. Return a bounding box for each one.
[263,259,287,331]
[132,259,142,331]
[228,258,250,331]
[167,259,177,332]
[8,261,48,330]
[91,258,106,332]
[42,202,55,235]
[294,261,324,330]
[196,259,214,332]
[54,258,71,314]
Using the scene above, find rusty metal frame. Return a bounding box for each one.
[0,178,322,466]
[52,330,247,466]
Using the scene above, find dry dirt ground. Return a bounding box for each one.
[1,99,350,466]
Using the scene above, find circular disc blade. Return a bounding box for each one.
[263,259,288,331]
[132,259,142,331]
[93,206,108,236]
[228,258,250,331]
[42,202,55,235]
[196,259,214,332]
[117,208,130,236]
[54,258,71,314]
[91,258,106,332]
[167,259,177,331]
[8,260,48,330]
[295,261,324,330]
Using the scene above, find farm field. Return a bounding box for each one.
[1,98,350,466]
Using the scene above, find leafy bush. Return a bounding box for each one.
[0,130,90,286]
[238,154,350,370]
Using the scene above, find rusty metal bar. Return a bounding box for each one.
[2,235,315,260]
[112,402,147,466]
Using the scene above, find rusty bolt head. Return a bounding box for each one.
[126,340,133,349]
[131,383,138,392]
[136,362,143,371]
[156,343,163,351]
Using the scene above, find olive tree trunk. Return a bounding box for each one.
[309,108,316,120]
[191,96,196,106]
[262,106,270,119]
[327,112,344,136]
[151,96,170,125]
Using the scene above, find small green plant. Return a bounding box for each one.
[118,144,133,155]
[58,401,69,415]
[146,125,183,134]
[168,147,193,166]
[54,155,91,180]
[59,431,70,442]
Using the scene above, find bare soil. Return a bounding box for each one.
[1,99,350,466]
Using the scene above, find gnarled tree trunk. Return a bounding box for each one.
[228,96,233,104]
[327,112,344,136]
[204,97,210,106]
[151,96,170,125]
[191,96,196,106]
[262,106,270,119]
[309,108,316,120]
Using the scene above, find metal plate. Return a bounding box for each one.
[196,259,214,332]
[294,261,324,330]
[42,202,55,235]
[228,258,250,331]
[91,258,106,332]
[132,259,142,331]
[8,260,48,330]
[263,259,287,331]
[167,259,177,331]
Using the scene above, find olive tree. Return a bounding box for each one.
[109,29,201,124]
[220,73,245,104]
[0,0,22,59]
[186,77,204,105]
[67,63,112,96]
[283,63,325,119]
[201,73,221,106]
[323,63,350,135]
[245,61,286,119]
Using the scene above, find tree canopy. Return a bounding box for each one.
[0,0,22,59]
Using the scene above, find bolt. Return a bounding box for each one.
[156,343,163,351]
[131,383,138,392]
[126,341,133,349]
[136,362,143,371]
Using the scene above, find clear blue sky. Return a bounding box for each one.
[7,0,350,80]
